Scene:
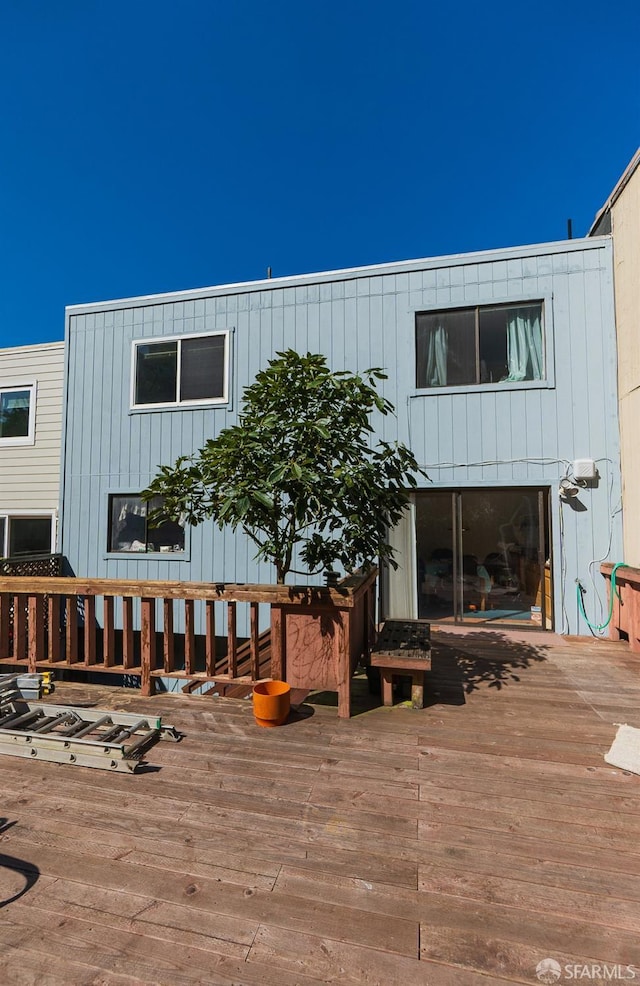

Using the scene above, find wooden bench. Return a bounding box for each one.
[369,620,431,709]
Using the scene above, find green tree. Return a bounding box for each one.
[143,350,425,584]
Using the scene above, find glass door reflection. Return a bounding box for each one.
[415,487,551,628]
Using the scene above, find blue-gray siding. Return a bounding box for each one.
[61,237,622,634]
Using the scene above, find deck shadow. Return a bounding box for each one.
[282,703,316,724]
[0,845,40,908]
[425,629,549,705]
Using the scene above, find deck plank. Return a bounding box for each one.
[1,630,640,983]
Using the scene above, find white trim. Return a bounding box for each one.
[65,237,608,315]
[0,381,37,447]
[130,330,230,411]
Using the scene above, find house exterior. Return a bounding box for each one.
[60,236,622,636]
[0,341,64,558]
[590,148,640,567]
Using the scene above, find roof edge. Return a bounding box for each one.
[65,235,607,315]
[0,340,64,355]
[589,148,640,235]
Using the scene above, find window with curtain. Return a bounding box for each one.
[108,494,185,554]
[132,331,229,408]
[416,302,544,389]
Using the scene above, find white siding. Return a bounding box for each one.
[0,342,64,513]
[610,168,640,565]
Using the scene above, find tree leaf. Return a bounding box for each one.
[144,350,427,583]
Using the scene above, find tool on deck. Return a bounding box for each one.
[0,674,181,773]
[10,672,54,700]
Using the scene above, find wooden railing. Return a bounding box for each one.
[0,570,377,713]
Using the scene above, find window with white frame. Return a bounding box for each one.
[0,514,54,557]
[131,331,229,408]
[108,494,185,554]
[0,384,36,444]
[416,302,544,389]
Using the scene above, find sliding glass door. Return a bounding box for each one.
[413,487,551,628]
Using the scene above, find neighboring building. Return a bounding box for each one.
[0,341,64,557]
[60,236,622,635]
[590,148,640,567]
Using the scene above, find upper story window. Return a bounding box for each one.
[0,383,36,445]
[108,494,185,554]
[131,331,229,409]
[416,302,544,389]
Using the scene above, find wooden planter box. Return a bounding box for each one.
[601,562,640,652]
[270,569,377,718]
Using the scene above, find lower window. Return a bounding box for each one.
[0,515,54,557]
[108,494,185,554]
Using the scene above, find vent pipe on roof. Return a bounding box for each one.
[567,218,573,239]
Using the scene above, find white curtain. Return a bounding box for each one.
[112,497,148,551]
[383,504,417,619]
[117,498,147,523]
[425,325,448,386]
[504,308,543,382]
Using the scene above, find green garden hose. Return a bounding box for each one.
[577,562,627,632]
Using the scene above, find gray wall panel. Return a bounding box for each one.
[61,238,622,634]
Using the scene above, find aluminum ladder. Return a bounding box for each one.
[0,674,180,773]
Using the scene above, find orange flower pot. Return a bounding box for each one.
[252,680,291,728]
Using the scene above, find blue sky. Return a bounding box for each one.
[1,0,638,347]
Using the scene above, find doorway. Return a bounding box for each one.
[414,488,552,628]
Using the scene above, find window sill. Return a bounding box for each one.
[410,379,553,398]
[104,551,189,561]
[129,400,229,414]
[0,437,36,447]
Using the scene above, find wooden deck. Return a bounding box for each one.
[1,628,640,985]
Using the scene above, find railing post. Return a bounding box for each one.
[227,602,237,678]
[250,601,260,680]
[84,595,96,666]
[205,600,216,675]
[14,594,27,664]
[65,597,78,665]
[47,595,62,663]
[103,596,115,667]
[270,604,284,681]
[163,598,175,673]
[122,597,134,669]
[28,595,45,672]
[337,607,351,719]
[0,594,11,658]
[140,597,156,696]
[184,599,195,675]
